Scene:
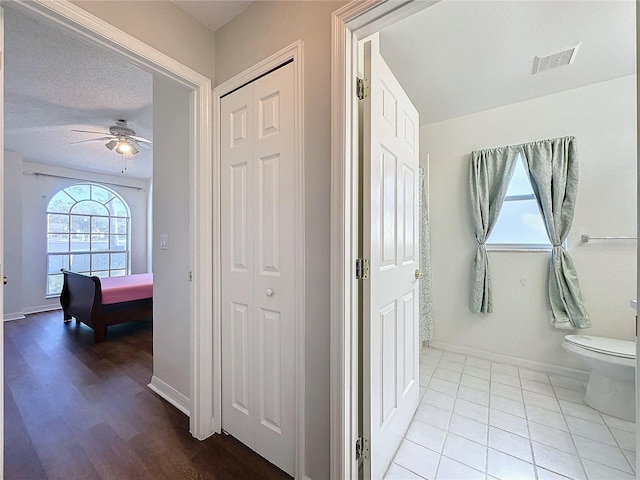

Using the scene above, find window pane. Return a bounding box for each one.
[110,217,128,235]
[70,234,89,252]
[47,192,75,214]
[94,270,110,278]
[47,234,68,253]
[71,200,109,216]
[70,253,90,272]
[92,253,109,271]
[66,185,90,202]
[107,198,128,217]
[91,185,114,204]
[506,155,535,197]
[91,234,109,251]
[47,255,69,274]
[489,199,549,245]
[47,274,64,296]
[91,216,109,233]
[111,269,127,277]
[70,215,90,234]
[110,235,127,251]
[111,253,127,270]
[47,214,69,233]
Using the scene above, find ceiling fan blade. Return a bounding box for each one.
[71,129,112,135]
[70,136,114,145]
[129,135,153,145]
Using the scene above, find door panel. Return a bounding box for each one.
[222,83,255,450]
[221,62,295,476]
[251,62,295,475]
[363,37,420,479]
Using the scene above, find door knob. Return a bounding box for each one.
[265,288,274,297]
[414,270,423,280]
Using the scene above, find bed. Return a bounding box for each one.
[60,269,153,342]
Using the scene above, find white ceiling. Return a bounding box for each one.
[172,0,253,31]
[4,1,635,181]
[380,0,636,124]
[4,1,251,181]
[4,7,154,180]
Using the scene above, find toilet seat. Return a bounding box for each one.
[564,335,635,360]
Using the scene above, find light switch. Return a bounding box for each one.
[160,234,169,250]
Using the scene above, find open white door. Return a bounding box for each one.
[362,37,420,479]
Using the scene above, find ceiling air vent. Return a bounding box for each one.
[532,43,581,74]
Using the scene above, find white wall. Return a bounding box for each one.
[421,75,637,369]
[3,156,150,320]
[215,2,346,477]
[151,77,191,400]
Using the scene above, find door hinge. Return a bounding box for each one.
[355,436,370,460]
[189,271,193,282]
[355,258,370,280]
[356,77,370,100]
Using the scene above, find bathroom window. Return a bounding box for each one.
[487,153,551,250]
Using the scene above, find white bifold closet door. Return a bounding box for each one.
[220,62,295,476]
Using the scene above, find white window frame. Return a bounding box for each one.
[45,183,131,297]
[486,156,552,252]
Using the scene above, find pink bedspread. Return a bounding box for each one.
[100,273,153,305]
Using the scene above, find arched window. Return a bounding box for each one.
[46,184,131,296]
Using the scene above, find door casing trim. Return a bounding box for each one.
[329,1,437,477]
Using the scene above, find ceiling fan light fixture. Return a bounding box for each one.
[115,138,137,155]
[105,139,118,151]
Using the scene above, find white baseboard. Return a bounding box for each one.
[427,341,590,382]
[148,376,191,416]
[22,304,62,315]
[5,305,62,322]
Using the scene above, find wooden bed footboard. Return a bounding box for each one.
[60,270,152,342]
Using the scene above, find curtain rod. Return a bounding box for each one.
[22,171,145,191]
[472,135,575,156]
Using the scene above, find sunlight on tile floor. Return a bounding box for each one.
[385,347,636,480]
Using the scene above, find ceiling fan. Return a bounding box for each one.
[70,119,152,155]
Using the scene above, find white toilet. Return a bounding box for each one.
[562,334,636,422]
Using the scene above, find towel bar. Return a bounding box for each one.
[581,234,637,243]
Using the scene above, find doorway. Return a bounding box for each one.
[331,1,639,478]
[0,0,213,472]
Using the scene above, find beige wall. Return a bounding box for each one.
[421,75,637,369]
[215,2,345,478]
[71,0,216,81]
[152,77,192,399]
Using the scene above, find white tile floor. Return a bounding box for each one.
[386,347,636,480]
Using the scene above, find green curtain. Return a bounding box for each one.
[469,147,519,313]
[522,137,590,329]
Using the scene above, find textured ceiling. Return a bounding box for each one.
[380,0,636,124]
[5,1,634,181]
[172,0,252,31]
[4,7,153,180]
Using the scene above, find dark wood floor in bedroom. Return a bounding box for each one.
[4,310,291,480]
